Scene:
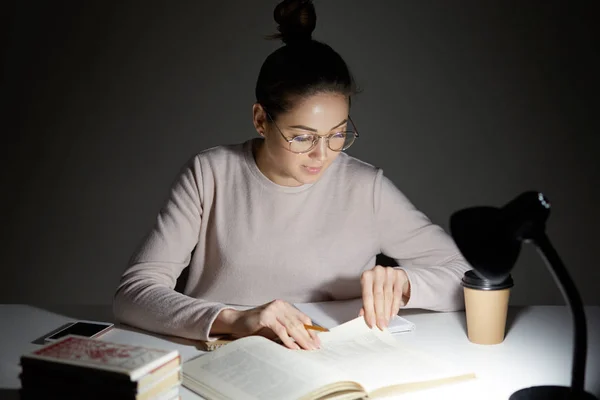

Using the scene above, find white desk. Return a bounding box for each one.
[1,303,599,399]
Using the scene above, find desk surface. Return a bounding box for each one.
[1,303,599,400]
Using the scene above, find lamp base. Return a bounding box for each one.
[510,386,599,400]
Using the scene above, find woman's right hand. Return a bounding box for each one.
[211,299,321,350]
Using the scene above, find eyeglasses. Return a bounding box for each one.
[266,112,359,154]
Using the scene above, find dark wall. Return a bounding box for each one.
[2,1,598,306]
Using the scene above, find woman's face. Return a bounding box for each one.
[253,92,350,187]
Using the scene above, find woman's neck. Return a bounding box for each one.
[252,139,303,187]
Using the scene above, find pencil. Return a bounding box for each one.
[304,324,329,332]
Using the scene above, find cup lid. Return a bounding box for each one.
[461,269,514,290]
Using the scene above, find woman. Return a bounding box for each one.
[113,0,470,351]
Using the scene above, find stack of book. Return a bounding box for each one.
[19,334,182,399]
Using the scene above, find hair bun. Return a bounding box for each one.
[272,0,316,45]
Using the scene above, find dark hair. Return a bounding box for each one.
[255,0,357,119]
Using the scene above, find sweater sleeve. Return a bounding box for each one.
[112,156,231,341]
[374,170,471,312]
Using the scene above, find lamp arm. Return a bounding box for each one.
[532,232,587,393]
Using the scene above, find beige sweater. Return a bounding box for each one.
[113,139,470,341]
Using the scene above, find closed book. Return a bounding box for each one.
[19,384,182,400]
[19,366,181,400]
[20,335,181,393]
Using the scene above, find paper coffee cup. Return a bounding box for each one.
[461,270,514,345]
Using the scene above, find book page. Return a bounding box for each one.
[294,299,414,334]
[298,317,473,394]
[183,335,352,400]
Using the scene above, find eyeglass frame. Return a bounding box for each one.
[264,111,360,154]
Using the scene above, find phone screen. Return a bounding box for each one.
[46,322,113,341]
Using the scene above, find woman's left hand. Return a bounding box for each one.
[359,265,410,330]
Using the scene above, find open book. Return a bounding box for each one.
[183,317,475,400]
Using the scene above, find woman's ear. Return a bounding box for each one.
[253,103,268,137]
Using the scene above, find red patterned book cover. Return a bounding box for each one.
[21,334,180,382]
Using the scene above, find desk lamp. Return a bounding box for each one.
[449,191,597,400]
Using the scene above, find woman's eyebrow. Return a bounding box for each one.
[288,119,348,132]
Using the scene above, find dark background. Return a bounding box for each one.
[2,0,598,307]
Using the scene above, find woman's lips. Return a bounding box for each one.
[303,165,322,174]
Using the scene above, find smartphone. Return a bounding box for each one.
[44,321,114,342]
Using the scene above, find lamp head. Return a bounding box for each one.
[450,191,551,284]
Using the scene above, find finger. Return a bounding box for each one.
[308,329,321,347]
[390,269,406,318]
[290,306,321,348]
[271,321,300,350]
[359,307,364,317]
[279,315,316,350]
[384,268,395,323]
[361,272,375,328]
[373,267,387,330]
[292,307,313,326]
[391,291,403,321]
